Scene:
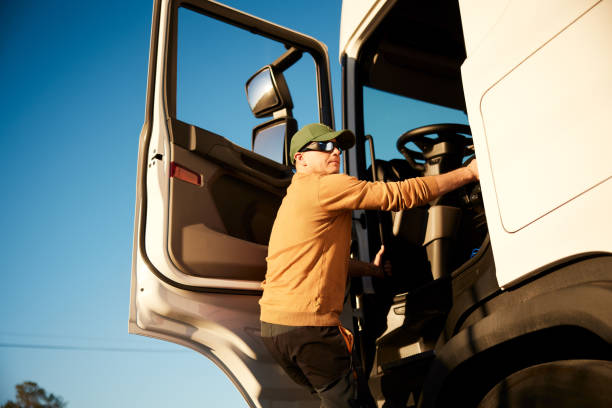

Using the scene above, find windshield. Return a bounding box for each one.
[363,86,469,166]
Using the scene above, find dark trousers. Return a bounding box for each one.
[261,325,357,408]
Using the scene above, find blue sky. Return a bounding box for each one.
[0,1,469,406]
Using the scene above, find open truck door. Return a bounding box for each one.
[129,1,335,406]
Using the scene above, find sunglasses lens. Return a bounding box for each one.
[321,141,334,152]
[301,141,339,153]
[317,141,338,151]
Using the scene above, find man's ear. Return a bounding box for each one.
[294,152,304,165]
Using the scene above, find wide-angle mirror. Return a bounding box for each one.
[252,117,297,165]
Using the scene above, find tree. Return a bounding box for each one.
[1,381,66,408]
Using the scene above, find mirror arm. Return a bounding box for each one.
[273,108,293,119]
[271,47,303,73]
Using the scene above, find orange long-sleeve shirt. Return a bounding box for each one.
[259,172,439,326]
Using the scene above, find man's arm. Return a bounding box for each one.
[348,245,390,278]
[348,258,383,278]
[319,160,479,211]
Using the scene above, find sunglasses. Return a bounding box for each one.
[299,140,341,153]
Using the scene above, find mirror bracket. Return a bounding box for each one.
[271,47,303,73]
[273,108,292,119]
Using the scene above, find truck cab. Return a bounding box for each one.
[130,0,612,406]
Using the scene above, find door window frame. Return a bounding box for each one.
[164,0,335,128]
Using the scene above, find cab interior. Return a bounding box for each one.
[350,1,493,403]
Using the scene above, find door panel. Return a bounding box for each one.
[169,141,286,281]
[168,118,291,282]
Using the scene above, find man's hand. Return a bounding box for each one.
[347,245,392,278]
[372,245,385,267]
[467,159,479,181]
[431,159,479,197]
[372,245,392,278]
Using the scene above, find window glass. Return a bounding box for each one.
[177,6,318,159]
[363,86,469,167]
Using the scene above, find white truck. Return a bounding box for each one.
[129,0,612,406]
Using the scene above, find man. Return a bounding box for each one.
[260,123,479,407]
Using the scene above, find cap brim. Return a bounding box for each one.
[311,129,355,150]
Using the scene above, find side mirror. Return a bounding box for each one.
[245,66,293,118]
[252,117,297,165]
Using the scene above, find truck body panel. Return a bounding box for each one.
[460,0,612,286]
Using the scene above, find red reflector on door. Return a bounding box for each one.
[170,162,201,186]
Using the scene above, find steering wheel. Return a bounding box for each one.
[396,123,472,172]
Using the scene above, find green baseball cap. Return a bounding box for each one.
[290,123,355,164]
